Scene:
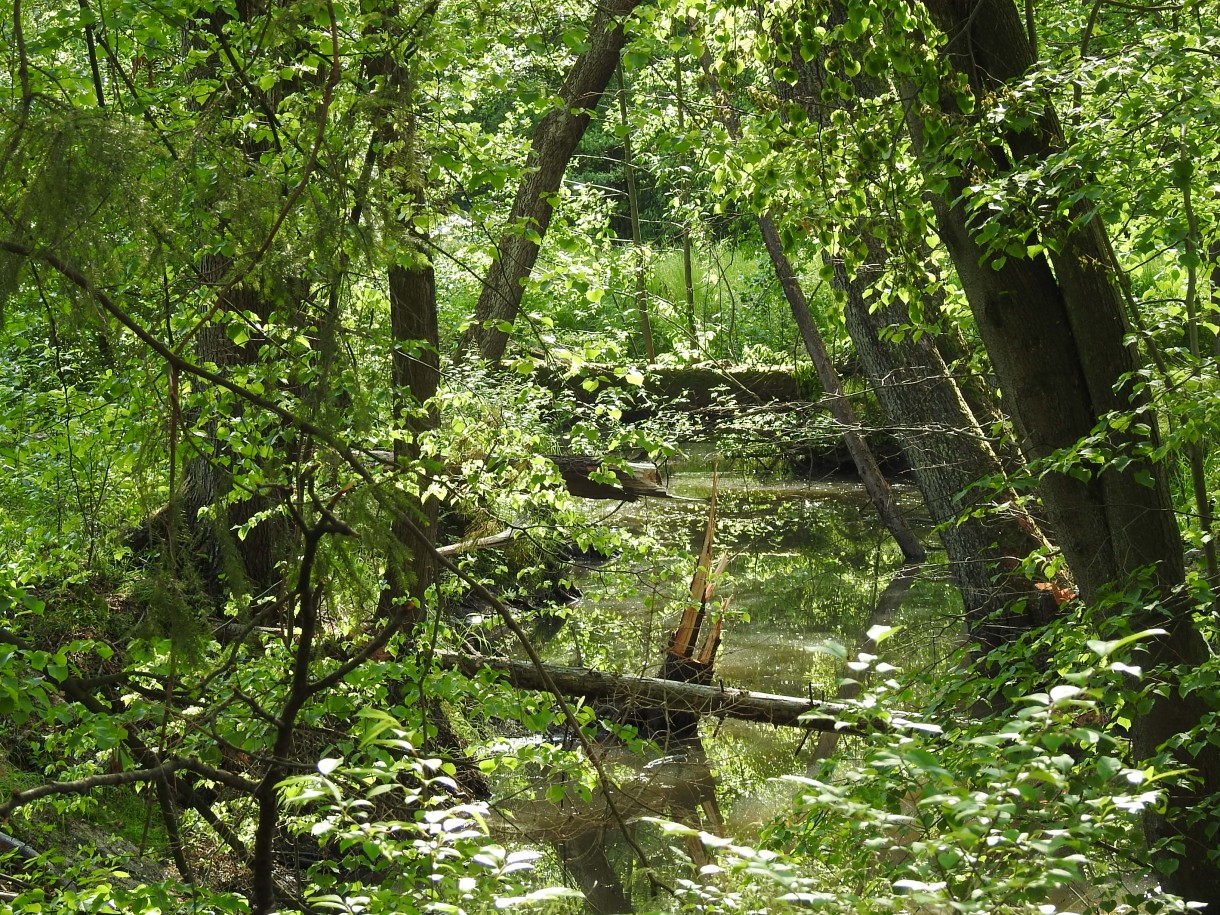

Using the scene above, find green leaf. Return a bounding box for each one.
[623,50,650,70]
[866,624,901,644]
[1086,629,1167,658]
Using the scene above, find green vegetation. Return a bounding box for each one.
[2,0,1220,912]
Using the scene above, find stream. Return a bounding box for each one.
[489,464,964,906]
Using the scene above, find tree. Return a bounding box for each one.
[366,1,443,620]
[753,1,1061,655]
[901,0,1220,899]
[698,47,926,565]
[459,0,646,364]
[4,0,1220,909]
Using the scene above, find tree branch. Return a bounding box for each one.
[0,757,256,819]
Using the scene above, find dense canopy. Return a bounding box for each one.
[2,0,1220,912]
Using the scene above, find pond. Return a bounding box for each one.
[489,464,965,907]
[549,468,961,698]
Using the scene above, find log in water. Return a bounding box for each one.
[434,651,935,734]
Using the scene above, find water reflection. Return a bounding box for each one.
[498,468,963,908]
[558,472,956,696]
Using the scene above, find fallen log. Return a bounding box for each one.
[434,652,936,735]
[366,451,677,503]
[435,527,519,557]
[544,455,672,502]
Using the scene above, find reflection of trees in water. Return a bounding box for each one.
[570,480,953,676]
[501,479,958,910]
[492,743,723,915]
[682,488,897,626]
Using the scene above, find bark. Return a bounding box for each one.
[366,22,441,620]
[916,261,1028,479]
[366,11,491,817]
[459,0,644,364]
[673,54,697,335]
[1179,170,1219,599]
[379,255,440,615]
[434,651,930,733]
[757,215,926,563]
[547,455,670,502]
[839,258,1058,648]
[773,4,1057,649]
[167,6,298,612]
[912,2,1184,604]
[1211,237,1220,359]
[911,0,1220,901]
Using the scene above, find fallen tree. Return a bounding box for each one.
[434,651,934,734]
[545,455,674,502]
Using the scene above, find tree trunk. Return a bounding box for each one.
[773,4,1058,649]
[169,6,299,614]
[673,53,697,335]
[757,216,926,563]
[910,0,1220,900]
[915,260,1028,479]
[358,19,443,632]
[380,254,440,615]
[433,651,928,733]
[459,0,644,365]
[699,43,925,564]
[839,257,1058,649]
[546,455,671,502]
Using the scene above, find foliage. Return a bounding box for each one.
[654,633,1204,914]
[3,0,1220,911]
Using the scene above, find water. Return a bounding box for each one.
[549,470,958,697]
[486,465,964,906]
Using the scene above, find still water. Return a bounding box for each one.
[549,469,961,698]
[486,466,964,910]
[507,468,963,844]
